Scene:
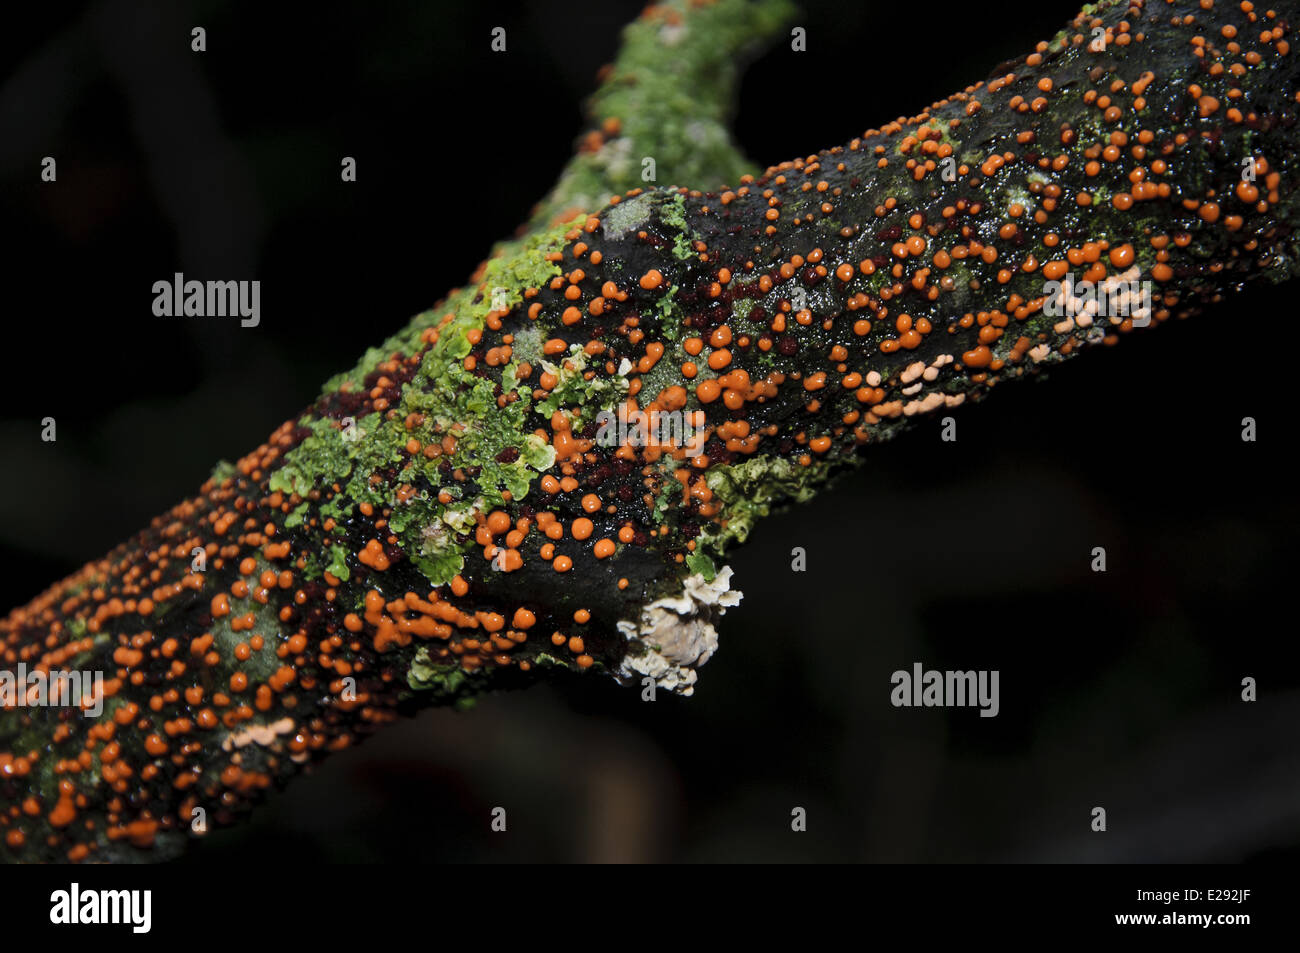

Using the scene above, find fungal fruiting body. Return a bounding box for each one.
[2,0,1297,861]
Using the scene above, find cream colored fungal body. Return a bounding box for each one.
[616,566,742,695]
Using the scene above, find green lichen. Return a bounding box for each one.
[699,454,836,553]
[266,219,589,590]
[283,502,310,528]
[408,647,486,710]
[660,191,697,261]
[208,459,238,485]
[326,217,578,396]
[537,347,632,428]
[323,544,352,583]
[259,0,801,602]
[547,0,796,217]
[685,551,717,581]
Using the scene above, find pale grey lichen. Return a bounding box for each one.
[601,192,657,241]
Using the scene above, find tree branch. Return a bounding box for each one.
[2,0,1296,861]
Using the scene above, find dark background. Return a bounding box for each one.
[1,0,1296,862]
